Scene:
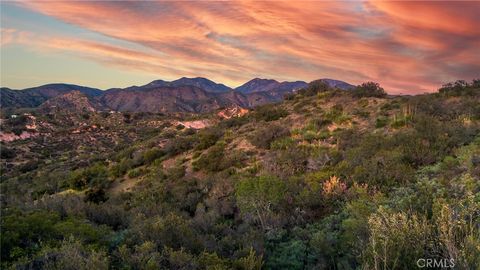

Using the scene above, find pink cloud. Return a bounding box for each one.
[1,28,32,46]
[14,1,480,94]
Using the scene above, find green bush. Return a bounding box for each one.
[84,188,108,204]
[439,79,479,96]
[352,82,387,98]
[19,160,39,173]
[391,118,408,129]
[69,163,109,190]
[219,116,249,128]
[236,175,287,230]
[193,142,245,172]
[253,105,288,122]
[193,143,226,172]
[1,210,60,264]
[375,117,388,128]
[265,146,309,177]
[36,238,109,270]
[363,208,430,269]
[163,136,198,157]
[324,105,350,124]
[308,117,332,131]
[270,137,295,150]
[127,167,147,178]
[110,158,134,178]
[142,148,164,164]
[353,109,370,119]
[297,80,331,96]
[248,123,290,149]
[293,100,310,113]
[380,101,401,112]
[357,99,369,107]
[195,127,224,150]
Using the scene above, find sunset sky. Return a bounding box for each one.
[1,1,479,94]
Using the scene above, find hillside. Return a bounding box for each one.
[1,80,479,269]
[0,84,102,108]
[39,91,105,113]
[100,85,227,113]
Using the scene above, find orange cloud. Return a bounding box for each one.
[369,1,480,36]
[1,28,32,46]
[13,1,480,94]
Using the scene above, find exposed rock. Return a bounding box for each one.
[217,106,249,119]
[0,131,38,142]
[176,119,212,129]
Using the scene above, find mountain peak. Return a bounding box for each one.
[144,79,168,87]
[141,77,231,93]
[251,78,278,83]
[314,78,355,90]
[178,76,207,81]
[235,78,281,93]
[171,77,232,93]
[246,78,280,85]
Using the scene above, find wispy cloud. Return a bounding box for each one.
[1,28,32,46]
[4,1,480,93]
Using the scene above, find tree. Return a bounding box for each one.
[353,82,387,98]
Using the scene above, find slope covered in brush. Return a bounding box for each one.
[1,80,479,269]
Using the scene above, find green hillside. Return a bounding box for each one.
[1,80,480,269]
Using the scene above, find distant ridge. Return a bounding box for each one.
[0,84,102,108]
[235,78,283,93]
[0,77,354,112]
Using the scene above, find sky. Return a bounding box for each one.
[1,1,479,94]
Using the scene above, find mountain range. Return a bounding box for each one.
[0,77,354,113]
